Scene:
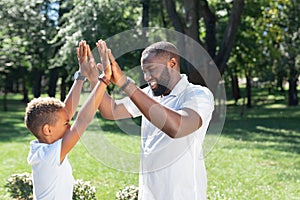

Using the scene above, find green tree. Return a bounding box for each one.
[163,0,244,84]
[261,0,299,106]
[50,0,141,99]
[0,0,58,104]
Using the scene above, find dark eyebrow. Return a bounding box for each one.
[142,64,155,70]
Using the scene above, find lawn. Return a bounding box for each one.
[0,91,299,199]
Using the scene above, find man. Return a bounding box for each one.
[90,40,214,200]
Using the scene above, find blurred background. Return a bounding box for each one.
[0,0,299,108]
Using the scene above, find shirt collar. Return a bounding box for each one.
[146,74,189,98]
[167,74,189,97]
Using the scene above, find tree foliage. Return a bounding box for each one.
[0,0,299,107]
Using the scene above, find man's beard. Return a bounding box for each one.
[149,67,171,96]
[151,84,170,96]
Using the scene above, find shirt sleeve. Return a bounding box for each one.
[116,97,142,118]
[116,86,152,118]
[42,139,62,166]
[180,85,214,123]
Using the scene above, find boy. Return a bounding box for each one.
[25,40,111,199]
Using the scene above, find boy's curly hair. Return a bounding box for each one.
[24,97,65,138]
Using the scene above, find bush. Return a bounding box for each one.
[73,179,96,200]
[115,185,139,200]
[5,172,33,200]
[5,173,96,200]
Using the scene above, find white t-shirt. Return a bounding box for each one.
[27,139,74,200]
[121,75,214,200]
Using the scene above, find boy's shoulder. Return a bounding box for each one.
[28,139,62,166]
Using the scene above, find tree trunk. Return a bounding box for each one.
[164,0,244,78]
[32,69,42,98]
[160,0,167,27]
[231,74,241,104]
[183,0,207,85]
[246,74,252,108]
[48,68,59,97]
[277,76,285,92]
[22,77,29,103]
[213,0,244,75]
[163,0,184,33]
[60,77,67,101]
[288,78,298,106]
[142,0,150,28]
[3,88,7,112]
[199,0,216,57]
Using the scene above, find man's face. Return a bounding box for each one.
[141,54,171,96]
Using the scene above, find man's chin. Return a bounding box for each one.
[151,86,168,96]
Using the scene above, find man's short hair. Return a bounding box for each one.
[141,41,180,63]
[24,97,65,138]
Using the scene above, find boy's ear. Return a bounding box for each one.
[42,124,52,136]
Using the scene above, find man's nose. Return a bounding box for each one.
[144,71,151,82]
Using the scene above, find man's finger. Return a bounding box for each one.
[97,63,104,72]
[108,49,116,64]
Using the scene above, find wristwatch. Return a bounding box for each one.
[74,71,86,81]
[98,73,111,86]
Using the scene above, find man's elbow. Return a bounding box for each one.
[168,117,202,139]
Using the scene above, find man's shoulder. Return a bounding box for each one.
[185,83,213,97]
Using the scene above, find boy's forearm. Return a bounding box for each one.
[66,80,107,142]
[76,80,107,127]
[61,80,107,163]
[64,80,85,119]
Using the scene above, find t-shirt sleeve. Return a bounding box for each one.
[28,139,63,167]
[42,139,62,166]
[180,86,214,123]
[116,97,142,118]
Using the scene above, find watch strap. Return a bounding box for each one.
[74,71,86,81]
[98,74,111,86]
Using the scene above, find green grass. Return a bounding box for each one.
[0,91,299,199]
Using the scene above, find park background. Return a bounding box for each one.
[0,0,299,199]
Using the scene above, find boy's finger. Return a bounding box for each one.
[87,45,95,63]
[87,45,94,60]
[79,40,84,56]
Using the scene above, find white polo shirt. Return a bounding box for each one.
[122,75,214,200]
[27,139,74,200]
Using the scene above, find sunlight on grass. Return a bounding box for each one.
[264,103,287,109]
[1,91,300,199]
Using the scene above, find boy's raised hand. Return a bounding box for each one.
[76,40,90,76]
[76,40,104,85]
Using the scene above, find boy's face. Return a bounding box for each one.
[50,108,70,141]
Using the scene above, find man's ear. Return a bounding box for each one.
[169,58,177,68]
[42,124,52,136]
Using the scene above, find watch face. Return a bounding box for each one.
[74,71,86,80]
[74,71,79,79]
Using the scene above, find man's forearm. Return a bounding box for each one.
[122,82,201,138]
[122,82,180,137]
